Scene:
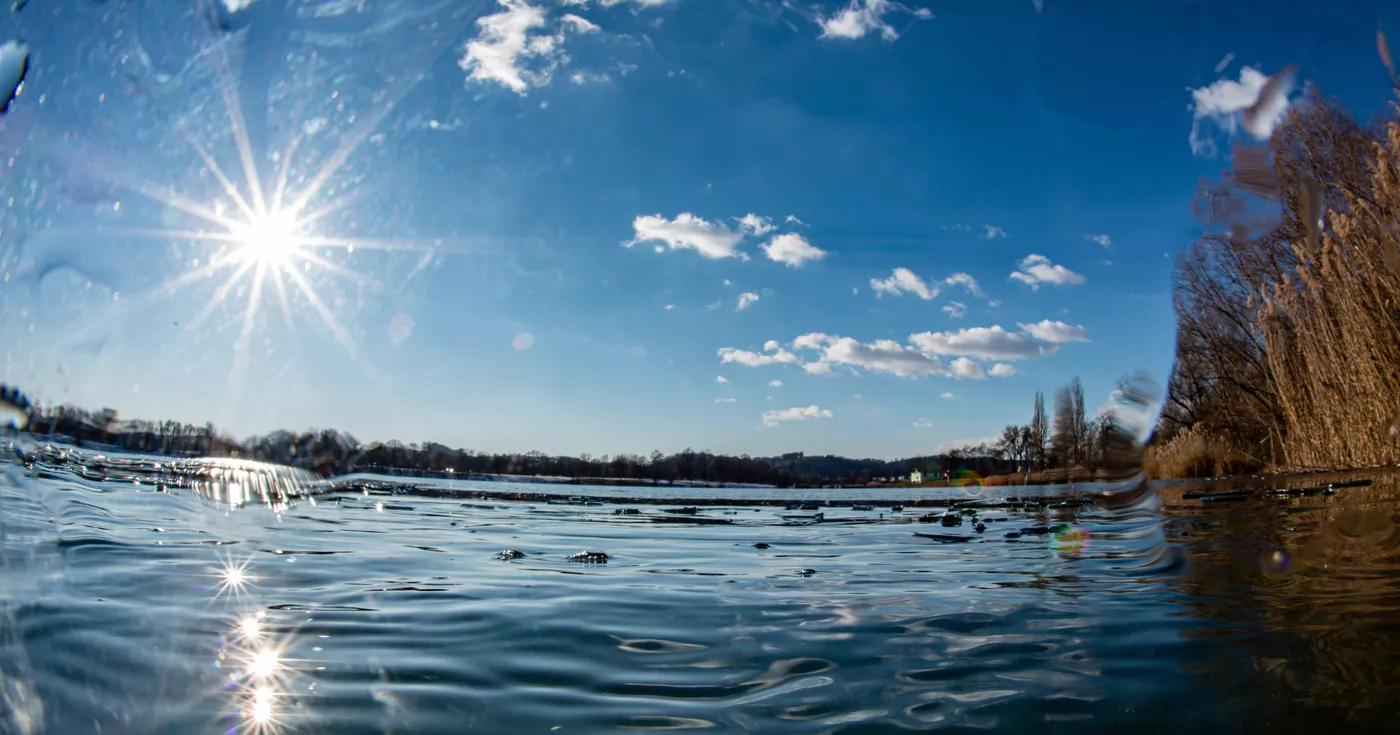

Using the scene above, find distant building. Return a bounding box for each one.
[910,469,923,484]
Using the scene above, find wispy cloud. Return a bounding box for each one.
[982,225,1008,239]
[737,292,760,311]
[769,379,783,387]
[870,268,938,300]
[714,397,736,403]
[460,0,626,94]
[761,233,826,267]
[737,214,776,236]
[762,405,833,427]
[942,301,966,319]
[943,272,983,297]
[817,0,932,42]
[1087,234,1111,248]
[913,417,933,428]
[1017,319,1089,344]
[1009,254,1085,290]
[939,392,954,399]
[569,70,612,84]
[785,215,808,226]
[716,375,729,384]
[718,346,799,367]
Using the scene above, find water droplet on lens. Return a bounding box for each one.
[0,40,29,115]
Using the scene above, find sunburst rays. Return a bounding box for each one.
[34,0,485,414]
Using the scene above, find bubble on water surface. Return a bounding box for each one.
[0,40,29,115]
[1260,549,1296,579]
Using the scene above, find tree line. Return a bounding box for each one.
[4,371,1150,486]
[1153,86,1400,476]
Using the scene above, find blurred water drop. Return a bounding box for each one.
[512,332,534,351]
[0,40,29,115]
[387,313,413,345]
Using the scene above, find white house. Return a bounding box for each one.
[909,470,923,484]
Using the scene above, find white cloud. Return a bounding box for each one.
[718,346,799,367]
[943,272,982,297]
[459,0,557,94]
[942,301,966,318]
[1088,234,1111,247]
[794,334,953,379]
[737,213,776,236]
[939,392,954,400]
[599,0,673,6]
[1009,254,1085,289]
[949,356,985,380]
[913,417,933,428]
[723,279,733,286]
[737,292,760,311]
[761,233,826,268]
[1017,319,1090,344]
[559,13,600,32]
[988,299,1002,308]
[909,326,1044,361]
[769,379,783,387]
[664,303,674,310]
[982,225,1007,239]
[1188,65,1296,157]
[785,215,808,226]
[989,363,1017,377]
[716,375,729,384]
[715,397,736,404]
[569,70,612,84]
[762,405,833,427]
[818,0,932,42]
[627,213,745,259]
[763,339,780,351]
[870,268,938,300]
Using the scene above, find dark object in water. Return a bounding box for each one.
[568,550,610,563]
[975,523,986,533]
[800,503,820,511]
[1183,489,1253,501]
[584,501,603,506]
[613,508,641,515]
[852,504,874,511]
[666,507,699,515]
[918,513,938,523]
[914,532,969,543]
[782,512,824,524]
[892,505,904,512]
[785,503,801,510]
[652,515,732,525]
[959,508,978,516]
[754,542,770,549]
[941,514,963,527]
[1019,525,1068,535]
[1330,479,1373,489]
[1005,532,1022,539]
[497,550,526,560]
[798,569,818,576]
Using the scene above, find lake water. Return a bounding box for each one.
[3,447,1400,734]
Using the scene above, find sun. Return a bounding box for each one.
[233,212,303,268]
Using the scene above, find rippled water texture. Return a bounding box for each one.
[3,448,1400,734]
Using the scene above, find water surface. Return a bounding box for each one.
[3,448,1399,733]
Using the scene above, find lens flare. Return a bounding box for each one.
[952,469,986,497]
[1260,549,1297,579]
[1051,524,1092,556]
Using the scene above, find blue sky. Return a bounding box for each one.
[0,0,1396,458]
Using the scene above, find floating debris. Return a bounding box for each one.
[797,569,818,577]
[753,542,770,549]
[891,505,904,512]
[914,532,969,544]
[651,515,732,525]
[613,508,641,515]
[497,550,526,560]
[666,507,699,515]
[975,523,986,533]
[0,40,29,115]
[940,514,963,527]
[799,503,820,511]
[568,550,610,563]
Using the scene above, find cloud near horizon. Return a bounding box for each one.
[718,320,1088,380]
[762,404,833,427]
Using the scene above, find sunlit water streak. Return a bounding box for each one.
[3,447,1400,733]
